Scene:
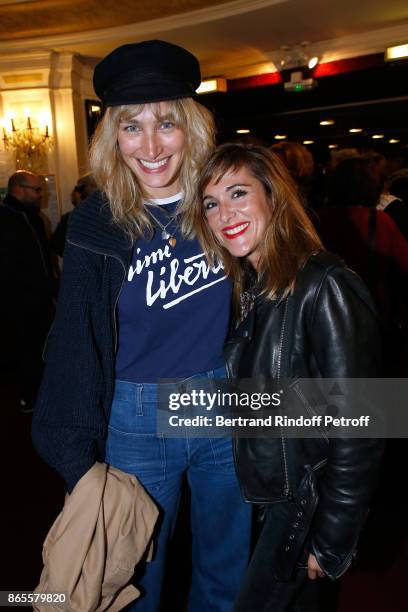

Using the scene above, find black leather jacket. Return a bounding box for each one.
[224,252,384,580]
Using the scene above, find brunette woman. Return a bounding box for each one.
[195,143,383,612]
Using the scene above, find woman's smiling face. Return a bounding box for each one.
[203,165,273,269]
[117,102,186,198]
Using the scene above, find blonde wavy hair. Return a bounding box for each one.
[195,143,323,304]
[89,98,215,240]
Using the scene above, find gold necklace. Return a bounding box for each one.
[146,206,177,247]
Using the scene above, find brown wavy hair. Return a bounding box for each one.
[270,141,314,179]
[89,98,215,240]
[195,143,323,302]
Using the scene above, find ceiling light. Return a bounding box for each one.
[389,139,400,144]
[349,128,363,133]
[236,129,250,134]
[196,78,227,95]
[320,120,335,126]
[274,134,287,140]
[385,44,408,62]
[303,140,314,145]
[372,134,384,140]
[328,144,338,149]
[278,42,318,72]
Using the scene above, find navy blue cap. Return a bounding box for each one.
[93,40,201,106]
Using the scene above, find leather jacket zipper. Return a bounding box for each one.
[277,298,292,498]
[276,299,287,380]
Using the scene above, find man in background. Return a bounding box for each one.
[51,173,97,258]
[0,170,56,412]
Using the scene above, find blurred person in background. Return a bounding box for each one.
[51,173,97,258]
[270,141,316,209]
[389,169,408,205]
[388,169,408,208]
[383,168,408,241]
[0,170,56,412]
[317,156,408,375]
[362,152,408,240]
[329,148,359,169]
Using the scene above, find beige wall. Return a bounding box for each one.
[0,50,96,226]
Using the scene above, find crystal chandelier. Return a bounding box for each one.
[1,112,53,173]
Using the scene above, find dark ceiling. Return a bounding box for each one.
[202,58,408,160]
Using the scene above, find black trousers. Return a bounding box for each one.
[5,300,54,404]
[234,502,329,612]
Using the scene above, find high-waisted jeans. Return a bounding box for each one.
[105,367,252,612]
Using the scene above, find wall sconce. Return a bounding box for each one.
[1,109,53,173]
[196,78,227,94]
[385,44,408,62]
[85,99,103,140]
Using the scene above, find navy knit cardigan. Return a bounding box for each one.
[32,193,132,492]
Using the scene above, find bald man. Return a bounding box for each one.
[0,170,56,412]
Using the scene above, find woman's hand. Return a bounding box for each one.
[307,554,325,580]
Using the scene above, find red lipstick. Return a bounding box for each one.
[221,222,250,240]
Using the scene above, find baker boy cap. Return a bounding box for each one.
[93,39,201,106]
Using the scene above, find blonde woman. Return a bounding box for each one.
[196,143,383,612]
[32,42,251,612]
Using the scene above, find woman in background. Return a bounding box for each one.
[270,140,317,209]
[318,155,408,375]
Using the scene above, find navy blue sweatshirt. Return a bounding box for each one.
[32,192,231,492]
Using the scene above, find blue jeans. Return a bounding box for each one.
[105,367,251,612]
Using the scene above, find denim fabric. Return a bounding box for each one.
[105,367,251,612]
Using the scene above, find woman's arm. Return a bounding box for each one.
[308,265,384,579]
[32,241,107,493]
